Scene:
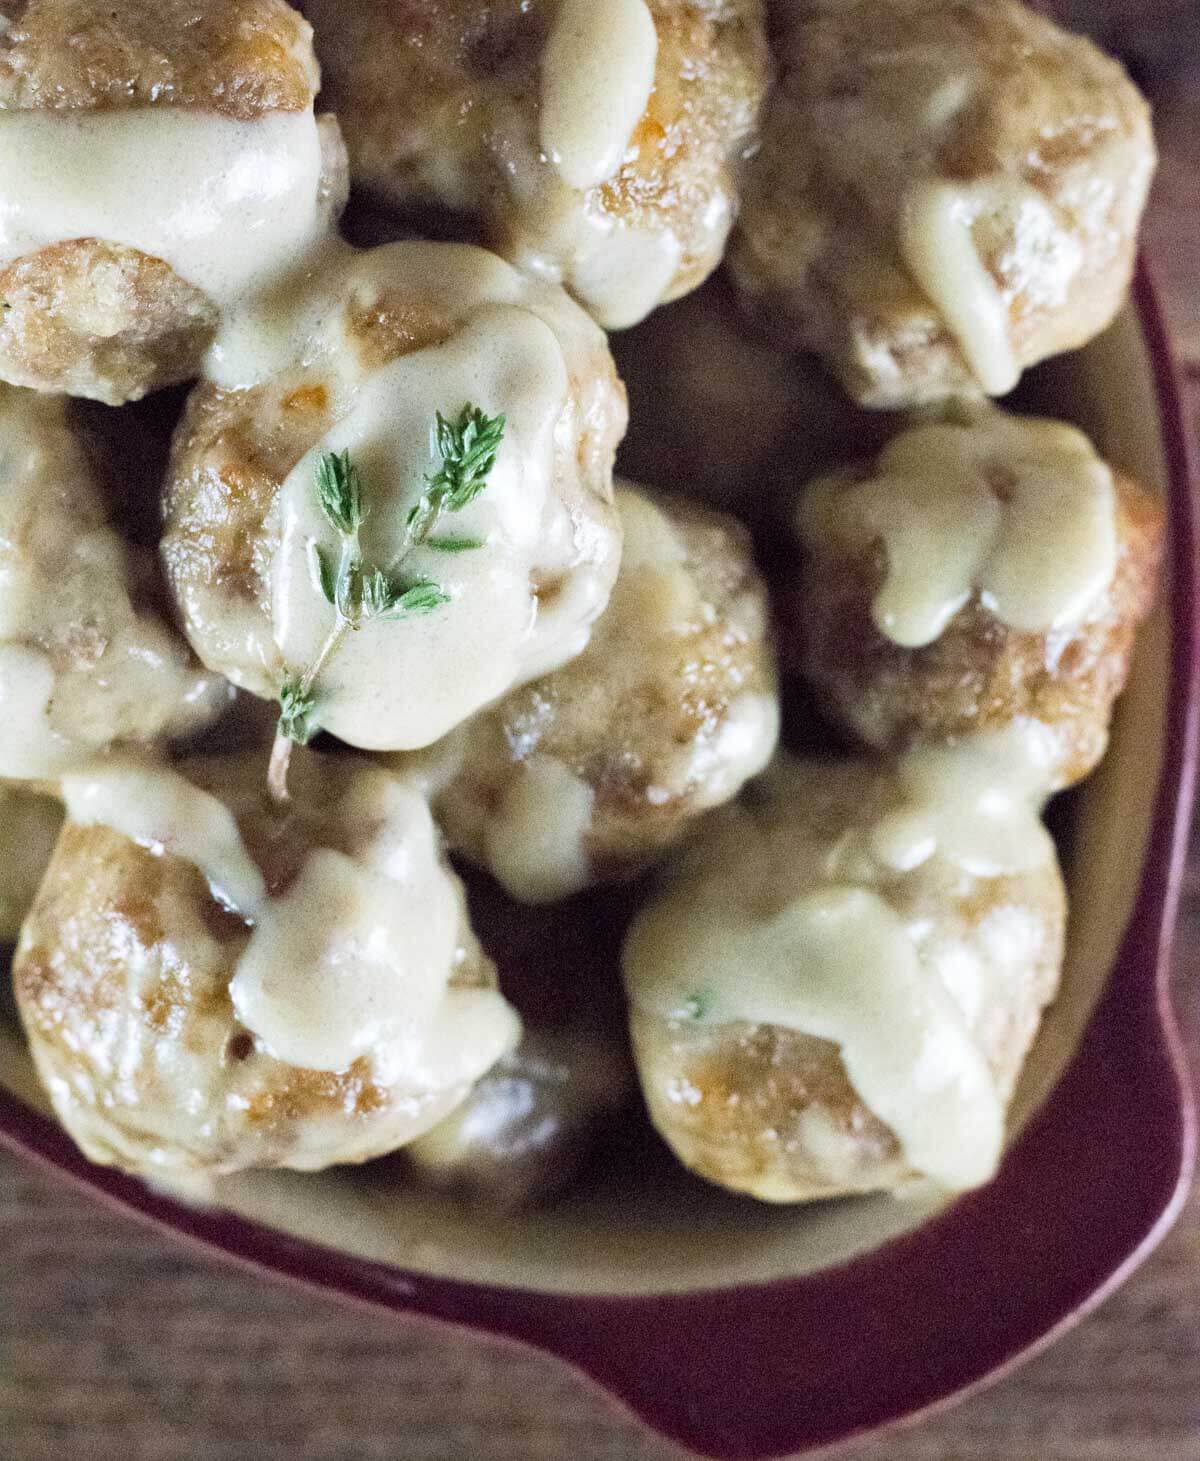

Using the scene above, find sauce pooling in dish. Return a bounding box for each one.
[0,786,62,942]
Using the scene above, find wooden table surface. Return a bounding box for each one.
[3,23,1200,1461]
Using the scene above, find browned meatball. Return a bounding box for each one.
[304,0,769,327]
[0,385,228,780]
[788,407,1164,789]
[611,276,903,522]
[406,1026,634,1209]
[624,754,1066,1202]
[162,241,625,754]
[0,0,345,403]
[0,0,316,111]
[15,749,519,1176]
[407,484,778,901]
[406,870,636,1209]
[731,0,1155,407]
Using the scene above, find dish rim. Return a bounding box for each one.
[0,262,1195,1461]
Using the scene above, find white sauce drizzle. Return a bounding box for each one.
[540,0,658,192]
[0,643,77,777]
[799,408,1118,648]
[59,759,267,917]
[203,239,523,392]
[483,754,596,904]
[898,179,1021,395]
[232,768,519,1079]
[627,883,1002,1191]
[274,309,563,750]
[253,243,619,752]
[57,758,519,1088]
[878,724,1058,879]
[231,846,457,1073]
[0,110,327,311]
[514,204,684,330]
[625,737,1060,1191]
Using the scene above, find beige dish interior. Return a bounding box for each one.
[0,305,1174,1296]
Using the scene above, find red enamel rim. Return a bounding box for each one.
[0,264,1196,1460]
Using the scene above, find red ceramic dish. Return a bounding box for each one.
[0,264,1195,1459]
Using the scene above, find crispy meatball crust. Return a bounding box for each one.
[0,0,318,116]
[789,468,1163,789]
[626,759,1067,1201]
[0,241,220,404]
[14,752,504,1176]
[304,0,769,325]
[0,0,335,403]
[422,484,778,900]
[730,0,1155,407]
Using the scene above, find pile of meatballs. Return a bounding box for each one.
[0,0,1164,1207]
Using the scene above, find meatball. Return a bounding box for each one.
[730,0,1155,408]
[408,871,636,1208]
[162,240,625,754]
[407,483,778,902]
[0,785,62,942]
[407,1028,633,1209]
[0,0,346,403]
[611,277,900,522]
[789,406,1164,789]
[14,750,520,1176]
[624,749,1067,1202]
[303,0,770,327]
[0,386,227,781]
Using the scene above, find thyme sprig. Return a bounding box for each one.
[267,405,505,802]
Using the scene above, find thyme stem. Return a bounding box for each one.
[267,405,505,800]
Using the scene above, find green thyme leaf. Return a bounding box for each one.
[422,404,505,520]
[274,412,498,797]
[381,578,451,618]
[315,449,366,536]
[426,534,486,554]
[680,993,711,1021]
[307,540,338,604]
[446,409,505,511]
[277,677,318,746]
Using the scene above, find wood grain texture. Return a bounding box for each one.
[2,32,1199,1461]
